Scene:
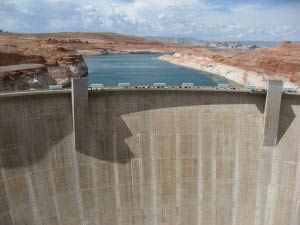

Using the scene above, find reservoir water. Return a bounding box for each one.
[84,54,234,86]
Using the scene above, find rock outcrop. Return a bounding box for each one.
[47,55,88,87]
[0,52,45,66]
[0,65,55,91]
[0,51,88,90]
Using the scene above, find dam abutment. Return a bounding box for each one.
[0,81,300,225]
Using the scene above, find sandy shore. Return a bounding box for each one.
[159,53,297,89]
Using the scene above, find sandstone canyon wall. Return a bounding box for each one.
[0,52,88,91]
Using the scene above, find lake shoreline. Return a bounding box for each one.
[158,53,298,89]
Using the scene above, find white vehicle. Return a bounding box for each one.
[217,83,230,88]
[244,84,256,90]
[182,83,194,87]
[283,87,296,93]
[154,83,167,87]
[49,85,63,90]
[118,83,131,87]
[90,84,104,88]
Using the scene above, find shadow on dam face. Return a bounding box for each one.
[277,94,300,145]
[0,93,74,168]
[78,91,266,163]
[1,89,300,225]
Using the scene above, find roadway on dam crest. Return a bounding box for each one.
[0,86,299,225]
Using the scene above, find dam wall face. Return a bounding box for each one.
[0,93,75,225]
[0,88,300,225]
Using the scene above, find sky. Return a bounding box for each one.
[0,0,300,41]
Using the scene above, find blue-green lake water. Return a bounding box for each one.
[84,54,234,86]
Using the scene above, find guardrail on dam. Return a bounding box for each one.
[0,79,299,225]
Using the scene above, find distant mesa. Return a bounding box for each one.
[144,36,261,50]
[275,41,296,49]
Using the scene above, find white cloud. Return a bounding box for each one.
[1,0,300,41]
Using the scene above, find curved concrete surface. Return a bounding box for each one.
[0,88,300,225]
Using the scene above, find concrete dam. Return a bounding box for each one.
[0,79,300,225]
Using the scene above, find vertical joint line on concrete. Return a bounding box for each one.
[263,80,283,147]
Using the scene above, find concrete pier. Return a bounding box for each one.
[72,78,89,151]
[0,82,299,225]
[263,80,283,146]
